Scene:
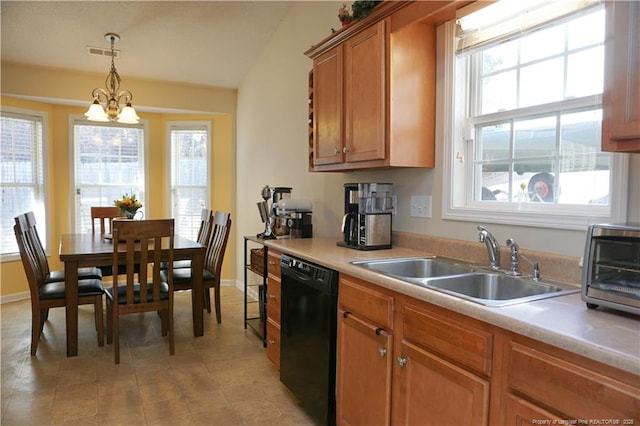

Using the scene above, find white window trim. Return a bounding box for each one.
[68,115,148,232]
[1,106,50,262]
[166,120,212,218]
[441,20,628,231]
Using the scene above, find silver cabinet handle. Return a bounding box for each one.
[268,339,276,345]
[343,146,350,154]
[397,357,407,367]
[378,347,387,357]
[333,148,340,155]
[268,294,276,299]
[268,260,276,266]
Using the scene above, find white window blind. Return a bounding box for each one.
[455,0,600,53]
[1,110,46,256]
[169,123,210,240]
[72,120,145,233]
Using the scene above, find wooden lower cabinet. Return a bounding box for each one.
[265,317,280,369]
[507,396,565,425]
[337,310,393,426]
[392,302,492,426]
[336,274,640,425]
[504,339,640,423]
[265,249,281,370]
[337,276,394,426]
[393,340,490,426]
[337,275,491,425]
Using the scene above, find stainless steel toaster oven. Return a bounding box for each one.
[582,223,640,315]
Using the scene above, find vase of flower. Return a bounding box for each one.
[123,209,138,219]
[114,193,143,220]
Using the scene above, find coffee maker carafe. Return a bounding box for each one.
[338,183,393,250]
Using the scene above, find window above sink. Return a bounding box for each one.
[442,1,628,230]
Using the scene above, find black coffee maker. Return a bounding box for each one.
[340,183,359,245]
[338,182,393,250]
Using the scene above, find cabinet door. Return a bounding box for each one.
[602,0,640,151]
[266,278,281,326]
[313,46,344,165]
[266,318,280,370]
[337,310,392,426]
[344,20,387,164]
[506,395,564,425]
[393,340,490,426]
[508,341,640,421]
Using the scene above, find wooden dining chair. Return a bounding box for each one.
[162,211,231,324]
[106,219,175,364]
[14,213,104,356]
[91,206,138,277]
[24,211,102,284]
[163,208,213,270]
[91,206,120,236]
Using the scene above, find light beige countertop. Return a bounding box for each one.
[262,237,640,376]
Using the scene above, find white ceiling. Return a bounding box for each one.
[1,1,294,89]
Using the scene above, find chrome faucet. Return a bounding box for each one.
[506,238,522,276]
[477,225,500,270]
[506,238,541,280]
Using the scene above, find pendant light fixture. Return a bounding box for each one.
[85,33,140,124]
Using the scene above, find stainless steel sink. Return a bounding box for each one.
[420,273,579,307]
[353,257,475,279]
[352,257,579,307]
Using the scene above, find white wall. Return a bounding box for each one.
[236,2,640,280]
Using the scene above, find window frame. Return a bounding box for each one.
[0,107,50,261]
[166,121,211,241]
[68,115,148,233]
[441,14,628,231]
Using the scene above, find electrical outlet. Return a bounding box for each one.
[410,195,432,218]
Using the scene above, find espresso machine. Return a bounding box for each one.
[338,183,393,250]
[257,185,313,239]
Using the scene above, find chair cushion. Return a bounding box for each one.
[105,282,170,304]
[39,278,104,300]
[99,264,140,277]
[46,267,102,283]
[160,260,192,270]
[160,268,215,286]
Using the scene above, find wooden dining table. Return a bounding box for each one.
[59,232,206,357]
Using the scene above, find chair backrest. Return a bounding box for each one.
[111,219,175,307]
[14,214,45,302]
[196,208,214,245]
[23,211,51,277]
[91,206,120,235]
[204,211,232,282]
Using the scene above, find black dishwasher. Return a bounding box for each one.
[280,254,338,426]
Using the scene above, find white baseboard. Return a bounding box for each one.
[0,291,29,304]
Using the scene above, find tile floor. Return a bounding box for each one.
[1,286,316,425]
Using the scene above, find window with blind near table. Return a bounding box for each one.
[1,109,46,256]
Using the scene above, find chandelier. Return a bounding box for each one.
[85,33,140,124]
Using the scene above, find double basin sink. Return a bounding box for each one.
[352,257,579,307]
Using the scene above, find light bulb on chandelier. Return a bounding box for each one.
[85,33,140,124]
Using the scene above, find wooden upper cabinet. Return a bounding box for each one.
[305,1,437,171]
[602,0,640,152]
[313,46,344,166]
[344,20,387,164]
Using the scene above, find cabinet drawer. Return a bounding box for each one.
[267,249,281,277]
[508,341,640,420]
[266,277,281,325]
[402,303,493,376]
[266,318,280,370]
[339,276,394,329]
